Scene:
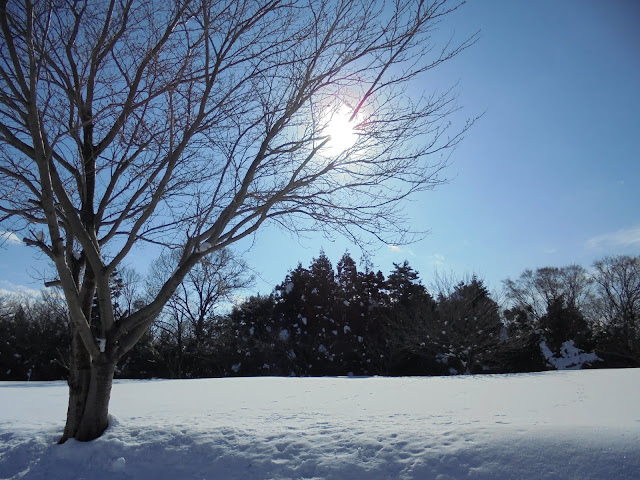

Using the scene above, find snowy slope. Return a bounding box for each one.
[1,369,639,479]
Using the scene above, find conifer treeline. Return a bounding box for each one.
[1,252,638,380]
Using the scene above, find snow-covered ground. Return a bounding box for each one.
[1,369,639,479]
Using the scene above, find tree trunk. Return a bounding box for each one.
[75,358,116,442]
[59,330,91,443]
[59,348,117,443]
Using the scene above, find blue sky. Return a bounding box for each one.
[1,0,639,298]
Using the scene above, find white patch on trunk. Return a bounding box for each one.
[197,242,211,253]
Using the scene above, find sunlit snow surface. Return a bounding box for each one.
[1,370,639,479]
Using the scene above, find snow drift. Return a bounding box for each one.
[1,369,639,479]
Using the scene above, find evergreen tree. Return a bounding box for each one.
[539,297,591,352]
[333,253,374,374]
[221,294,278,376]
[356,267,388,375]
[0,293,71,380]
[385,261,430,308]
[377,261,437,375]
[116,327,158,379]
[434,277,502,374]
[301,252,343,374]
[497,306,547,373]
[274,263,317,375]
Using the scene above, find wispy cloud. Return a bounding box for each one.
[387,244,417,257]
[428,254,446,266]
[0,231,22,245]
[586,226,640,250]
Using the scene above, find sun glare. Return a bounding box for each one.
[323,106,358,155]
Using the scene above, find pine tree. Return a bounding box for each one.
[334,253,372,374]
[435,276,502,374]
[377,261,437,374]
[222,295,278,376]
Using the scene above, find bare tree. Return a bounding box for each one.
[112,265,143,320]
[592,255,640,354]
[0,0,476,441]
[148,248,253,378]
[503,265,594,322]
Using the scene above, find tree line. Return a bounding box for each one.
[2,252,638,381]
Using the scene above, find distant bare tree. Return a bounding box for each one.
[503,265,593,322]
[148,248,253,378]
[592,255,640,355]
[0,0,476,441]
[110,265,142,320]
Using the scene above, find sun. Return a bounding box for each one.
[322,105,358,156]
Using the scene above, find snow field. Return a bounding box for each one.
[1,369,639,479]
